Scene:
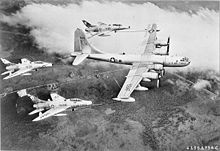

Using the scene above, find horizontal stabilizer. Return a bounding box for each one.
[112,97,135,102]
[1,70,12,75]
[54,113,67,116]
[29,108,44,115]
[72,53,89,66]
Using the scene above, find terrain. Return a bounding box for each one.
[1,1,220,151]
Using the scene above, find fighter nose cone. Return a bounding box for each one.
[87,101,92,105]
[48,63,53,66]
[83,100,92,105]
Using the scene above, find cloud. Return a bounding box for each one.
[1,1,219,71]
[193,79,211,90]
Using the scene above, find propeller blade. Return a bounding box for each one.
[156,79,160,88]
[167,36,170,55]
[167,36,170,44]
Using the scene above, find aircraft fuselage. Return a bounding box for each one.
[5,62,52,71]
[85,25,130,33]
[33,99,92,109]
[87,53,190,67]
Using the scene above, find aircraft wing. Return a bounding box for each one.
[143,24,157,54]
[116,63,149,100]
[88,31,111,39]
[33,106,69,121]
[3,68,32,79]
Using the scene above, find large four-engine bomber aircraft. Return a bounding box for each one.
[17,89,92,121]
[82,20,130,38]
[1,58,53,80]
[71,24,190,102]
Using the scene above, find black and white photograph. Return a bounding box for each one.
[0,0,219,150]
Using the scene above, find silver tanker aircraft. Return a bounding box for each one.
[71,24,190,102]
[82,20,130,38]
[1,58,52,80]
[17,89,92,121]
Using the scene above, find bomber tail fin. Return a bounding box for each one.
[71,28,104,65]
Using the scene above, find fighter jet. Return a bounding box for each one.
[71,24,190,102]
[82,20,130,38]
[17,89,92,121]
[1,58,52,80]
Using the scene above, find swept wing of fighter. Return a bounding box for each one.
[17,89,92,121]
[82,20,130,38]
[71,24,190,102]
[1,58,52,80]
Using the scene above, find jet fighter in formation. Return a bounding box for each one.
[2,22,190,122]
[82,20,130,38]
[17,89,92,121]
[1,58,52,80]
[71,24,190,102]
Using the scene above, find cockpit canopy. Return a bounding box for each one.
[70,98,82,102]
[34,61,44,64]
[180,57,189,62]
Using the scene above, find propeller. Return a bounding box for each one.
[167,36,170,55]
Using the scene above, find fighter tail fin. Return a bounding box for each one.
[1,58,14,65]
[17,89,45,103]
[82,20,94,28]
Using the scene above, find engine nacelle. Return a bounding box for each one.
[153,64,164,70]
[142,78,151,82]
[155,43,167,48]
[142,72,159,79]
[135,85,148,91]
[152,64,165,76]
[153,48,168,55]
[113,97,135,102]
